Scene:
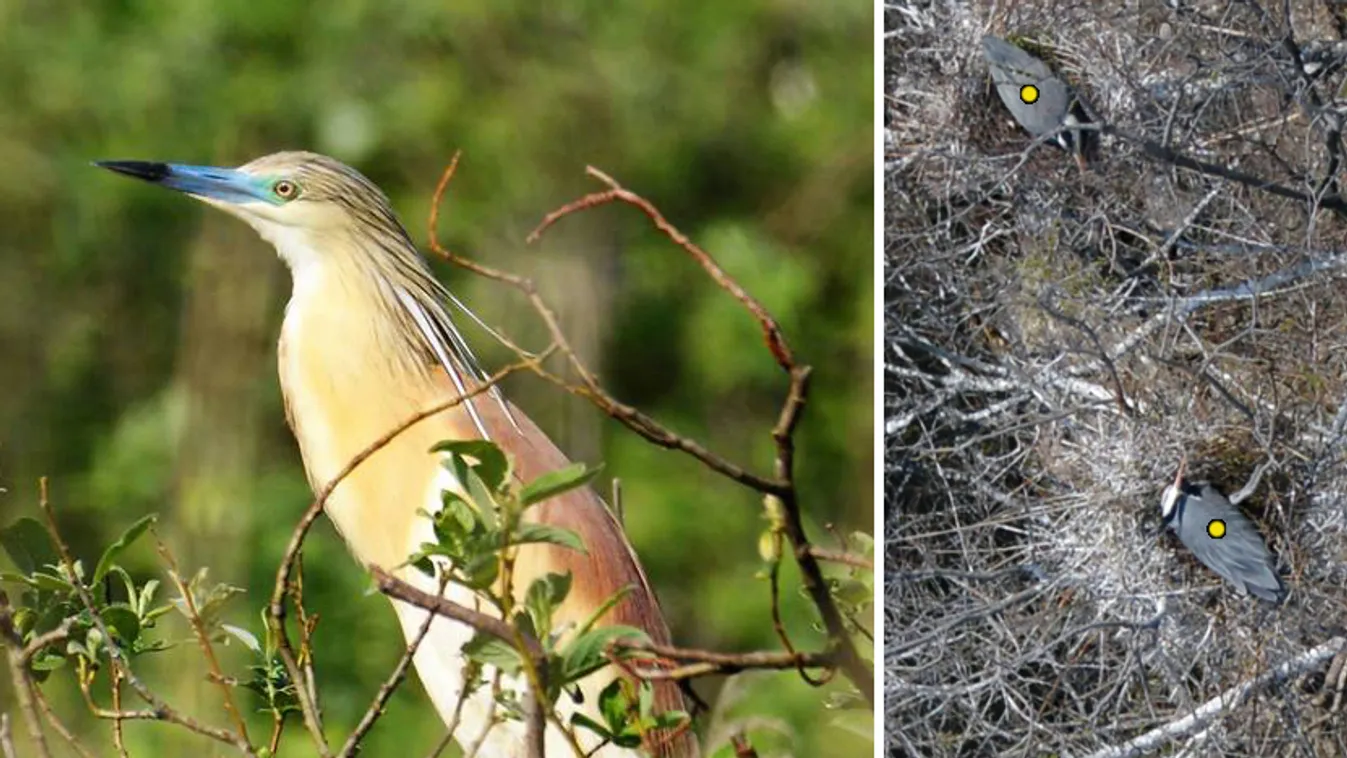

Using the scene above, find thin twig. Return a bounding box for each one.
[426,157,788,497]
[29,686,96,758]
[765,526,820,686]
[371,568,574,757]
[429,159,874,703]
[156,540,252,744]
[611,638,838,681]
[806,546,873,570]
[1082,637,1347,758]
[422,660,475,758]
[527,166,795,371]
[731,731,760,758]
[461,672,502,758]
[109,667,127,758]
[337,574,451,756]
[2,641,50,758]
[369,568,544,662]
[0,715,13,758]
[36,480,257,755]
[19,621,73,664]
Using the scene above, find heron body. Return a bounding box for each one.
[1159,473,1285,604]
[98,152,695,757]
[980,35,1092,167]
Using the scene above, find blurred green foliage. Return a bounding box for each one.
[0,0,873,755]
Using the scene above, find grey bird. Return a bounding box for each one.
[980,35,1092,168]
[1158,459,1286,604]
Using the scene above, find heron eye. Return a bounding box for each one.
[273,180,300,201]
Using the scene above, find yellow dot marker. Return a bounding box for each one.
[1020,84,1040,104]
[1207,519,1227,539]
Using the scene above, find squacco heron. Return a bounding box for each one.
[97,151,695,757]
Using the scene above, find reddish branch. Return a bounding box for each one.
[608,638,838,681]
[527,166,795,371]
[427,155,874,705]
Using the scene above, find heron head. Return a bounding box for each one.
[1159,484,1181,520]
[95,151,407,266]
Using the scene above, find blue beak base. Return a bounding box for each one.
[95,160,271,205]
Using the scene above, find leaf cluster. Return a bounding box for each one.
[408,440,691,748]
[0,515,167,679]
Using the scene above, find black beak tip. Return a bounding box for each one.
[94,160,171,183]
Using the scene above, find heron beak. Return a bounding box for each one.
[95,160,272,205]
[1173,455,1187,489]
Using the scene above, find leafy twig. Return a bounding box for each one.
[427,156,874,705]
[35,479,257,755]
[156,540,251,744]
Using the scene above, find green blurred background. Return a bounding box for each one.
[0,1,873,755]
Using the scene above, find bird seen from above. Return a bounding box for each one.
[96,151,696,757]
[1158,458,1286,604]
[980,34,1094,169]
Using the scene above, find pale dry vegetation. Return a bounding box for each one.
[886,1,1347,755]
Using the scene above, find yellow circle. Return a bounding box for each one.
[1207,519,1227,539]
[1020,84,1040,104]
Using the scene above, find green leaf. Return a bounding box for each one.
[108,565,135,604]
[510,522,586,554]
[598,678,631,731]
[460,553,499,591]
[562,625,649,683]
[638,677,654,717]
[438,491,479,535]
[570,712,614,741]
[29,652,67,672]
[525,571,572,640]
[595,679,643,746]
[850,531,874,561]
[11,607,34,636]
[190,577,245,625]
[832,577,872,607]
[102,605,141,646]
[221,623,261,653]
[512,609,537,642]
[462,632,522,674]
[442,455,499,529]
[464,468,502,523]
[33,602,72,638]
[432,440,510,492]
[136,578,160,618]
[0,571,38,587]
[410,555,436,579]
[520,463,601,507]
[0,517,58,575]
[30,571,73,594]
[93,514,156,585]
[572,585,633,640]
